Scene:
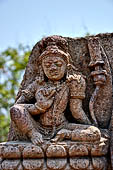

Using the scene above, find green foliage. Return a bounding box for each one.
[0,44,31,142]
[0,114,10,142]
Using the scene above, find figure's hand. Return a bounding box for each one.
[35,87,56,111]
[31,131,44,145]
[28,128,44,145]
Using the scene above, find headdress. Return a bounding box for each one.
[38,35,71,64]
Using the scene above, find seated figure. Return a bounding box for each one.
[9,36,104,145]
[4,35,112,169]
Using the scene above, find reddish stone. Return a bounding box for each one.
[46,145,67,158]
[23,145,44,158]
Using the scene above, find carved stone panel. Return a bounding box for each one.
[0,33,113,169]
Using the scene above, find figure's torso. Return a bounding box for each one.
[35,81,69,127]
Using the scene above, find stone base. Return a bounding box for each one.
[0,140,110,170]
[0,157,109,170]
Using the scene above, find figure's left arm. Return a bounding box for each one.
[16,80,37,104]
[68,74,91,124]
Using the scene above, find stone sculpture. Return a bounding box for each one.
[0,34,113,170]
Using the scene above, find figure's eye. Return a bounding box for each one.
[54,61,62,67]
[44,63,51,68]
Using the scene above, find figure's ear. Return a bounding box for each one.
[36,65,45,84]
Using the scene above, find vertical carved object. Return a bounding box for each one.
[88,37,107,126]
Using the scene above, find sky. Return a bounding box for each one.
[0,0,113,51]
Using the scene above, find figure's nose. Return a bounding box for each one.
[50,63,57,70]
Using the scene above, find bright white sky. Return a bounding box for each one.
[0,0,113,51]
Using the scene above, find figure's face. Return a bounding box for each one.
[42,55,66,81]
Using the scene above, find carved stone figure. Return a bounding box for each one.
[0,34,113,170]
[9,36,94,145]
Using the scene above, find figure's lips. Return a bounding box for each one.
[49,71,58,75]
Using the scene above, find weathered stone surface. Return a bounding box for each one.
[18,163,23,170]
[0,158,2,170]
[23,145,44,158]
[0,158,2,163]
[70,158,90,170]
[69,139,109,157]
[67,34,113,129]
[47,158,67,170]
[69,144,88,157]
[2,145,21,159]
[92,157,108,170]
[71,126,101,142]
[46,145,67,158]
[23,159,44,170]
[8,35,105,144]
[1,33,112,169]
[0,140,109,158]
[91,138,109,156]
[2,160,21,170]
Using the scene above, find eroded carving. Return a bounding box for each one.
[0,35,112,170]
[9,36,95,146]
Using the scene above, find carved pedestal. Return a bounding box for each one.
[0,139,110,170]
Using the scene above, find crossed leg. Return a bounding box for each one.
[10,104,43,145]
[51,123,101,143]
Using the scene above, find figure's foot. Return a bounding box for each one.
[71,126,101,142]
[28,129,44,145]
[51,129,71,143]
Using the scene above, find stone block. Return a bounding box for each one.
[69,144,88,157]
[23,159,44,170]
[47,158,67,170]
[2,160,21,170]
[23,145,44,158]
[46,145,67,158]
[92,157,108,170]
[2,145,21,159]
[70,158,90,170]
[91,139,109,156]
